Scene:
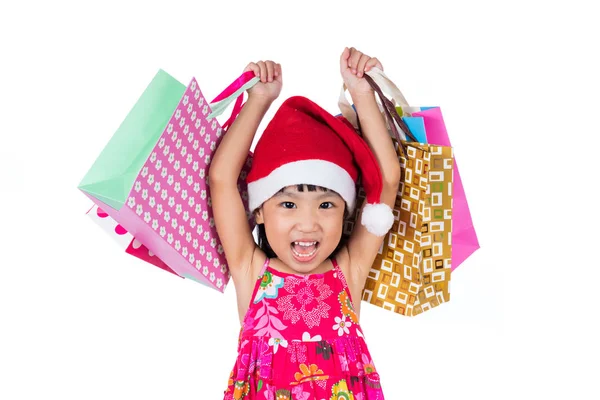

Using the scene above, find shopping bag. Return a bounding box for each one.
[341,74,453,316]
[366,68,479,270]
[86,204,181,278]
[410,107,478,270]
[79,70,259,292]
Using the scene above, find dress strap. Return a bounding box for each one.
[331,257,355,301]
[258,257,270,277]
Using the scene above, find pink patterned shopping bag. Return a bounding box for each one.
[80,71,259,292]
[86,204,181,278]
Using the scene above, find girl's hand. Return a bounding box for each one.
[340,47,383,98]
[244,60,282,102]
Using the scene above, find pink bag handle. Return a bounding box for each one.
[210,71,257,131]
[211,70,256,102]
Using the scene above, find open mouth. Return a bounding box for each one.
[291,241,319,260]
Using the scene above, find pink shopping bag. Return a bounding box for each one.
[412,107,479,270]
[80,71,259,292]
[86,204,181,278]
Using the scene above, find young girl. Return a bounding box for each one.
[210,47,400,400]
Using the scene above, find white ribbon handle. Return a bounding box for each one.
[338,67,415,129]
[338,83,360,129]
[366,67,423,116]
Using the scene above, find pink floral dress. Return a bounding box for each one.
[223,258,385,400]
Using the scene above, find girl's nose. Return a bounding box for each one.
[296,208,319,232]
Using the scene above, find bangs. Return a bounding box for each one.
[278,184,331,193]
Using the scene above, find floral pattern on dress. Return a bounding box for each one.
[339,290,359,324]
[254,271,285,303]
[223,258,385,399]
[276,275,332,329]
[330,379,355,400]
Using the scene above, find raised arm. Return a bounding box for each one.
[209,61,282,277]
[340,48,401,283]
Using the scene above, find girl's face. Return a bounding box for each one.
[255,185,346,273]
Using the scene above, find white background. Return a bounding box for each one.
[1,0,598,399]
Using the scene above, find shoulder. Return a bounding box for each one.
[229,247,268,299]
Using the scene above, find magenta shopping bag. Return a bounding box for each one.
[412,107,479,271]
[340,67,479,271]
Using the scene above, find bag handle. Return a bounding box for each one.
[338,68,412,133]
[363,74,418,158]
[338,83,360,129]
[207,71,260,130]
[211,70,257,103]
[365,67,410,109]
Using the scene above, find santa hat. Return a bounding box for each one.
[247,96,394,237]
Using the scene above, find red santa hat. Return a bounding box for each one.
[247,96,394,237]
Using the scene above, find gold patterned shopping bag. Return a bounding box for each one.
[343,75,454,316]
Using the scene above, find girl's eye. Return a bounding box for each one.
[320,202,334,209]
[281,202,296,209]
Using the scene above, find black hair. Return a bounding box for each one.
[256,184,349,259]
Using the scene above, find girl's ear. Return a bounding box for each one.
[254,208,264,224]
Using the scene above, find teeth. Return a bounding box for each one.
[292,246,317,258]
[294,241,317,247]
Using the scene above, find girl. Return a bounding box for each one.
[210,47,400,400]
